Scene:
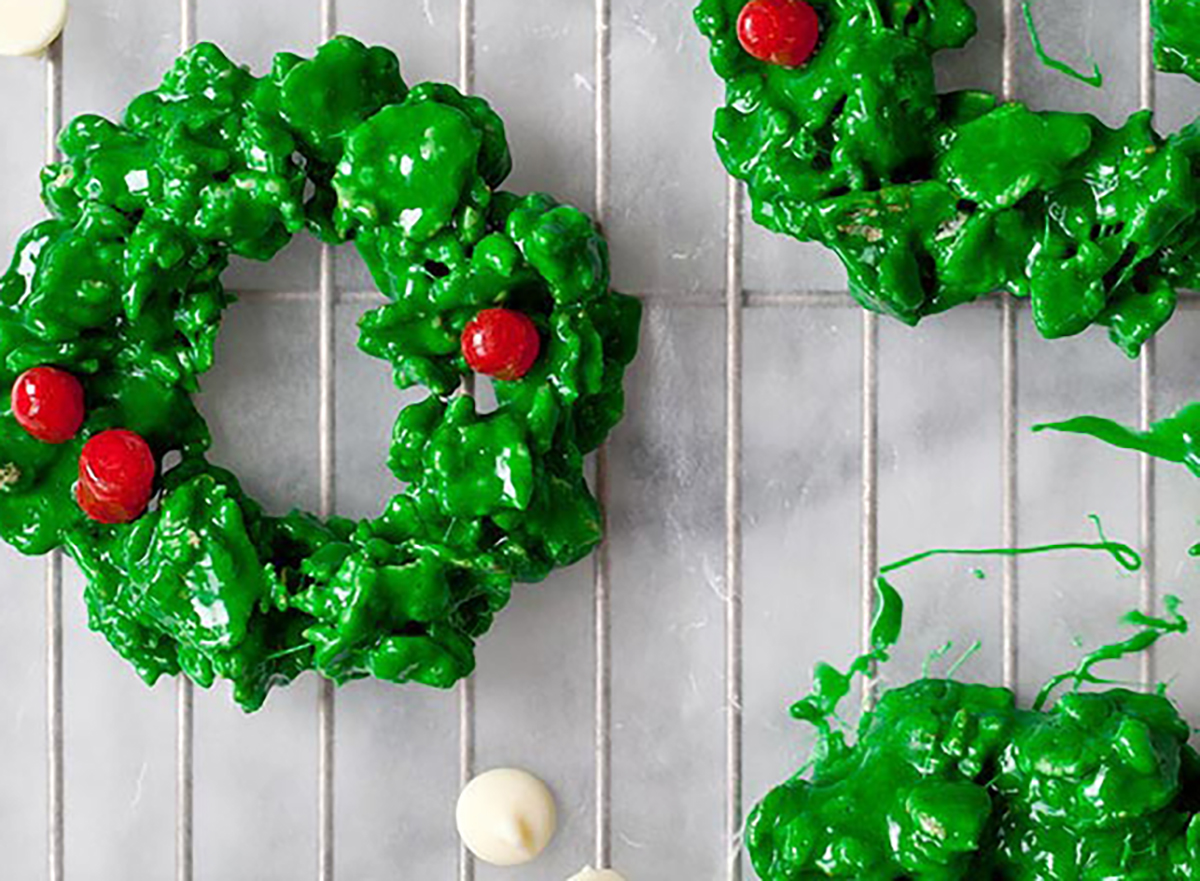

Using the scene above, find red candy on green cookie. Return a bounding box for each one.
[11,366,85,444]
[737,0,821,67]
[77,429,157,525]
[462,308,541,382]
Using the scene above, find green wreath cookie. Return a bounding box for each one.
[695,0,1200,356]
[0,36,641,710]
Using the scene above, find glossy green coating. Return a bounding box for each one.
[748,547,1200,880]
[695,0,1200,356]
[1155,0,1200,80]
[0,37,641,710]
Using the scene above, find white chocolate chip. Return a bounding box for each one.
[455,768,557,867]
[569,867,628,881]
[0,0,68,57]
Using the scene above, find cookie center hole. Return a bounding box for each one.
[195,284,499,522]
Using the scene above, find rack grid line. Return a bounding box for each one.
[457,670,475,881]
[176,4,197,881]
[234,287,1200,311]
[457,5,477,881]
[44,33,64,881]
[593,0,615,871]
[459,0,475,95]
[1000,0,1020,695]
[176,674,193,881]
[317,2,340,879]
[45,549,63,881]
[859,310,879,708]
[1139,0,1159,692]
[723,173,744,881]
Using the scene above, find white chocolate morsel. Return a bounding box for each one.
[0,0,68,57]
[455,768,557,866]
[568,867,628,881]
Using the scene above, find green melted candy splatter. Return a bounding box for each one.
[1036,401,1200,558]
[1035,402,1200,478]
[0,37,642,710]
[694,0,1200,356]
[1022,1,1103,89]
[748,542,1200,880]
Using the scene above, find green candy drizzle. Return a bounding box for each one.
[694,0,1200,356]
[0,37,641,710]
[790,577,904,737]
[748,541,1200,880]
[1033,595,1187,711]
[880,527,1143,575]
[1022,1,1103,88]
[1043,403,1200,559]
[1036,401,1200,563]
[1035,402,1200,478]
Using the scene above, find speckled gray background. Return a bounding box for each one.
[2,1,1200,879]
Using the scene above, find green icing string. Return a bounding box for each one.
[1035,402,1200,478]
[1034,595,1187,711]
[749,539,1199,880]
[924,639,984,679]
[1036,402,1200,570]
[922,640,955,677]
[943,640,982,679]
[790,528,1141,736]
[790,577,904,736]
[1022,0,1104,88]
[880,533,1142,576]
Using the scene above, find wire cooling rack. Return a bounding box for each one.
[5,1,1200,879]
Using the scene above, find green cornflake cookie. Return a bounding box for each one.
[750,567,1200,880]
[695,0,1200,356]
[0,36,641,710]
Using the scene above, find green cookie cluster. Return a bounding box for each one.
[695,0,1200,356]
[0,37,641,710]
[754,679,1200,879]
[749,579,1200,879]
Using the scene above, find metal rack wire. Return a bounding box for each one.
[1138,0,1159,695]
[1000,0,1020,696]
[44,34,64,881]
[33,1,1167,879]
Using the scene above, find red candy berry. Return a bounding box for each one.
[76,429,156,524]
[11,366,85,444]
[737,0,821,67]
[462,308,541,382]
